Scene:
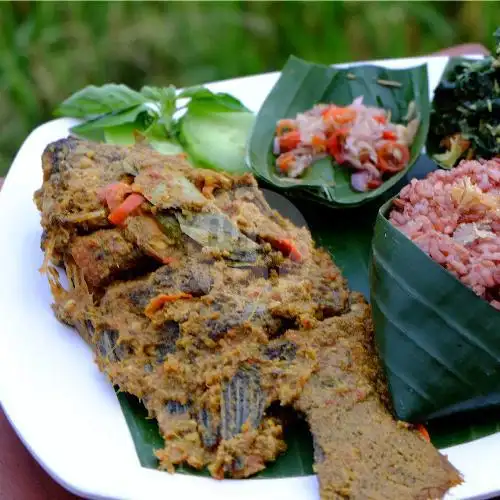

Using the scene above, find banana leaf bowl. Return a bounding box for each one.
[246,55,430,208]
[370,198,500,422]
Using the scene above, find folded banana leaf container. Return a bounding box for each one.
[370,199,500,422]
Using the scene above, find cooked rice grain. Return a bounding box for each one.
[389,158,500,310]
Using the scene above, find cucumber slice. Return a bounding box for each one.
[180,111,254,174]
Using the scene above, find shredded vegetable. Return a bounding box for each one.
[273,96,419,192]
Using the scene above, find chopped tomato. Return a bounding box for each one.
[382,130,397,141]
[416,424,431,442]
[276,152,295,173]
[373,115,387,125]
[279,130,301,151]
[359,150,371,164]
[276,119,297,137]
[161,257,177,265]
[326,128,349,164]
[269,238,303,262]
[322,106,357,124]
[367,178,382,189]
[145,293,193,317]
[311,135,326,153]
[108,193,145,225]
[376,142,410,173]
[97,182,132,211]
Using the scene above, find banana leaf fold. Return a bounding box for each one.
[370,199,500,421]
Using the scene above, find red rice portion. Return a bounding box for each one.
[389,158,500,310]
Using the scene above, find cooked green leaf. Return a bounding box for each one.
[56,84,147,119]
[247,55,430,206]
[432,135,469,169]
[176,212,258,261]
[155,213,183,243]
[427,32,500,169]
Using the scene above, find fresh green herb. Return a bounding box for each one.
[427,29,500,168]
[55,83,254,173]
[55,84,148,119]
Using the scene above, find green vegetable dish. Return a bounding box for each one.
[428,29,500,168]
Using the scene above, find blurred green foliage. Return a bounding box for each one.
[0,1,497,175]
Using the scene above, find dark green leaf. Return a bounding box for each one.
[428,405,500,449]
[55,84,147,119]
[370,197,500,422]
[247,55,430,205]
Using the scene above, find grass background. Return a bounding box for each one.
[1,1,497,175]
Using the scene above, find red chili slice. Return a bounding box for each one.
[279,130,301,151]
[376,142,410,173]
[326,128,349,164]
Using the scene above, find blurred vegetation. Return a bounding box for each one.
[0,1,497,175]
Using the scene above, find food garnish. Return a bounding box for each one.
[56,84,254,174]
[273,96,418,192]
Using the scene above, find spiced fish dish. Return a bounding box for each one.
[34,138,462,498]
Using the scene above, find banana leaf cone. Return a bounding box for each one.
[370,198,500,422]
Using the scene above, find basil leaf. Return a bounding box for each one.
[177,86,214,99]
[140,85,176,104]
[70,104,157,138]
[139,86,178,137]
[55,84,147,119]
[188,92,249,114]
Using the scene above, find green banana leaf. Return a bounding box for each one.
[246,55,430,207]
[116,156,499,478]
[370,194,500,422]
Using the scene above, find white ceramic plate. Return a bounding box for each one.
[1,55,498,500]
